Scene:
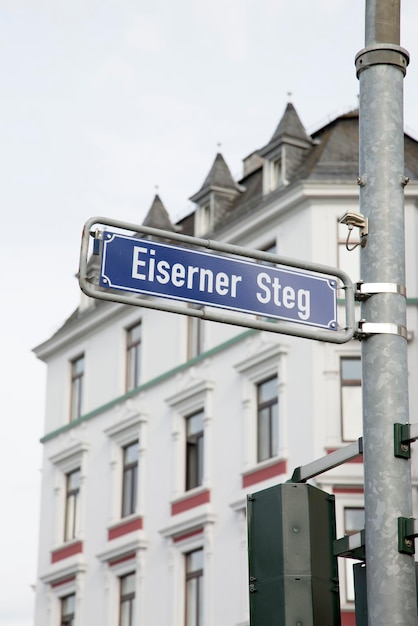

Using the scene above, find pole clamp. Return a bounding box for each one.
[355,44,410,77]
[394,422,418,459]
[398,517,418,555]
[355,320,408,340]
[355,282,407,301]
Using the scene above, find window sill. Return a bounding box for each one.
[108,515,143,541]
[50,539,83,564]
[242,458,287,488]
[170,486,211,516]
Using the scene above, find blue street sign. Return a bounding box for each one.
[99,232,338,330]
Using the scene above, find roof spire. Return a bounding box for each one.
[142,193,176,232]
[189,151,239,203]
[259,101,312,157]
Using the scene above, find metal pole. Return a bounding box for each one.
[357,1,417,623]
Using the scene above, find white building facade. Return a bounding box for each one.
[34,103,418,626]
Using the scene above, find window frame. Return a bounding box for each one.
[337,217,360,282]
[166,380,214,499]
[121,441,139,518]
[70,354,84,422]
[187,307,204,360]
[49,443,88,549]
[185,548,204,626]
[104,413,146,525]
[64,468,81,542]
[185,410,205,491]
[256,375,279,463]
[126,322,142,392]
[334,494,365,610]
[235,343,288,471]
[60,592,76,626]
[119,571,136,626]
[340,356,362,442]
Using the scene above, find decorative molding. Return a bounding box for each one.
[41,553,86,585]
[160,511,216,540]
[49,442,89,472]
[166,379,215,412]
[96,537,147,565]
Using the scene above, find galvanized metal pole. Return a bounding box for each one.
[356,1,417,623]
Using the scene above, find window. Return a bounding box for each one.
[185,549,204,626]
[341,357,362,441]
[126,323,142,391]
[70,355,84,422]
[257,376,278,462]
[186,411,204,490]
[61,593,75,626]
[195,203,211,236]
[338,220,360,281]
[271,156,282,189]
[344,507,365,602]
[122,441,138,518]
[187,307,204,360]
[119,572,136,626]
[64,468,80,541]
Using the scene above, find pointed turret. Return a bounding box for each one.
[261,102,312,155]
[259,101,313,195]
[190,152,239,203]
[142,194,176,232]
[189,152,242,235]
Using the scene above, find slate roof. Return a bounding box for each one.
[142,194,176,232]
[259,101,313,156]
[189,152,240,202]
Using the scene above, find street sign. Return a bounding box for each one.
[99,231,338,330]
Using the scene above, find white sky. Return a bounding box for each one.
[2,2,418,624]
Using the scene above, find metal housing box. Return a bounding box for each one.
[247,482,340,626]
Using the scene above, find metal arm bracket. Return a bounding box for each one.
[334,529,365,560]
[288,438,363,483]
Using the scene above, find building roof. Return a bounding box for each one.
[142,194,176,232]
[259,101,313,156]
[189,152,240,203]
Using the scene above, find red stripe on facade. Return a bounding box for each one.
[341,610,356,625]
[242,460,287,488]
[108,516,143,541]
[173,527,204,543]
[171,489,210,515]
[109,552,136,568]
[51,575,76,588]
[333,486,364,494]
[51,541,83,563]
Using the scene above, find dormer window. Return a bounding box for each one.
[272,156,283,189]
[263,149,286,195]
[259,102,312,196]
[195,202,212,237]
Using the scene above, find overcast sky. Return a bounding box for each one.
[2,2,418,625]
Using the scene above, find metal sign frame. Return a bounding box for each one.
[78,216,355,344]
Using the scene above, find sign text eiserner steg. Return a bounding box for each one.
[99,233,338,330]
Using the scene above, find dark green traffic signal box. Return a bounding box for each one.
[247,482,341,626]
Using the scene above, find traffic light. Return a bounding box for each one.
[247,482,340,626]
